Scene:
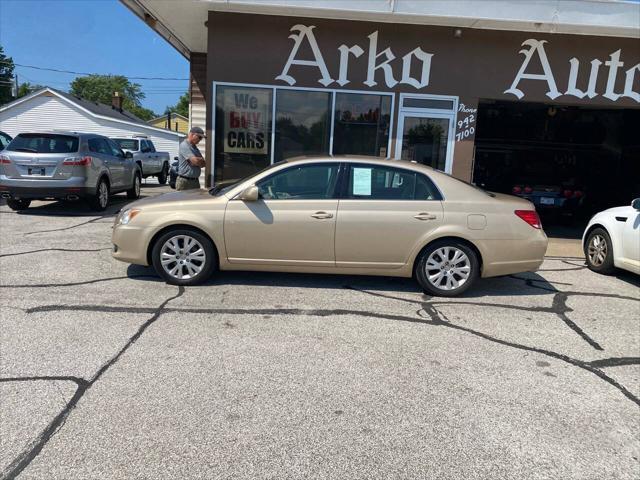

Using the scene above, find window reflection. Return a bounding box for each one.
[274,90,331,162]
[333,93,391,157]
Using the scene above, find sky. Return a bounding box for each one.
[0,0,189,114]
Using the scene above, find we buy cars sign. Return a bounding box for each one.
[223,89,269,155]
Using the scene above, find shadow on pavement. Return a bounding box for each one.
[126,264,555,297]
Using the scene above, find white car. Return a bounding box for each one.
[582,199,640,275]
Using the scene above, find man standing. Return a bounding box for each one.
[176,127,206,191]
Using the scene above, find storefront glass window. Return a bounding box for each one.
[332,93,391,157]
[399,117,449,171]
[274,90,331,162]
[214,85,273,184]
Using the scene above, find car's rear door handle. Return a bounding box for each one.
[414,212,437,220]
[311,211,334,219]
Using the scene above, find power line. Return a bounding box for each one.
[0,61,188,81]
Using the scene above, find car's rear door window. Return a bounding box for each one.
[7,134,79,154]
[88,138,111,155]
[256,163,340,200]
[346,164,442,200]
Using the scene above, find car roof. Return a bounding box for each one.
[283,155,440,175]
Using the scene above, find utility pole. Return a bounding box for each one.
[11,74,17,98]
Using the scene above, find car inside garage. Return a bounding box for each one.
[472,100,640,227]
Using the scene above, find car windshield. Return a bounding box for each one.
[112,139,139,151]
[209,161,287,196]
[6,134,79,153]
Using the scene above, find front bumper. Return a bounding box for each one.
[112,224,151,266]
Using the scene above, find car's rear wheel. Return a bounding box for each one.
[151,229,216,286]
[89,178,109,211]
[157,163,168,185]
[7,199,31,211]
[127,174,141,199]
[585,228,615,274]
[415,240,479,297]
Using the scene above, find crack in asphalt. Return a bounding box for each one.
[23,216,107,236]
[588,357,640,368]
[0,274,159,289]
[0,248,111,258]
[1,258,639,477]
[0,287,185,480]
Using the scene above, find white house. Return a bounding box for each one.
[0,88,184,159]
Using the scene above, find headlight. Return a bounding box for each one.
[119,208,141,225]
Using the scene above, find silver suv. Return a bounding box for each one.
[0,132,141,211]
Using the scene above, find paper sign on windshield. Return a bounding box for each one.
[353,168,372,196]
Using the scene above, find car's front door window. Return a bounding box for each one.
[256,163,340,200]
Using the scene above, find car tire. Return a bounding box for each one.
[585,227,615,275]
[151,228,217,286]
[415,240,479,297]
[157,163,168,185]
[127,173,141,199]
[89,178,109,211]
[6,199,31,211]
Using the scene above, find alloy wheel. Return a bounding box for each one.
[588,234,607,266]
[99,182,109,208]
[160,235,207,280]
[425,246,471,291]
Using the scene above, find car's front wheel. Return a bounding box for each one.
[127,173,141,199]
[415,240,479,297]
[7,199,31,211]
[151,229,216,286]
[585,227,615,274]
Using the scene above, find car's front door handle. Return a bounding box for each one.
[311,211,334,219]
[414,212,437,221]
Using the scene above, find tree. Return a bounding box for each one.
[164,92,189,118]
[0,45,15,105]
[17,82,45,98]
[69,75,156,121]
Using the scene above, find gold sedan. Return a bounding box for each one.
[112,157,547,296]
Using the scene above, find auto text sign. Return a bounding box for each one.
[223,89,269,154]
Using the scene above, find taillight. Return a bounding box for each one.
[512,186,522,194]
[515,210,542,229]
[523,186,533,194]
[63,156,92,166]
[573,190,583,198]
[563,189,573,198]
[0,154,10,164]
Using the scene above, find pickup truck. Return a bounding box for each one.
[111,136,170,184]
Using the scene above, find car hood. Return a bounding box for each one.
[598,205,634,216]
[129,189,217,209]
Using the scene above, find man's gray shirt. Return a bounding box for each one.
[177,139,202,178]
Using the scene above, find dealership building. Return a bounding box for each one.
[122,0,639,214]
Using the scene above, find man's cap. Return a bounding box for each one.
[190,126,206,138]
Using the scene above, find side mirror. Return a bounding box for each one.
[238,185,259,202]
[632,198,640,210]
[125,151,133,159]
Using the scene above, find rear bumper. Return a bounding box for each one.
[480,233,548,278]
[0,177,93,199]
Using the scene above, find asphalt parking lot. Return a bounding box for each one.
[0,181,638,480]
